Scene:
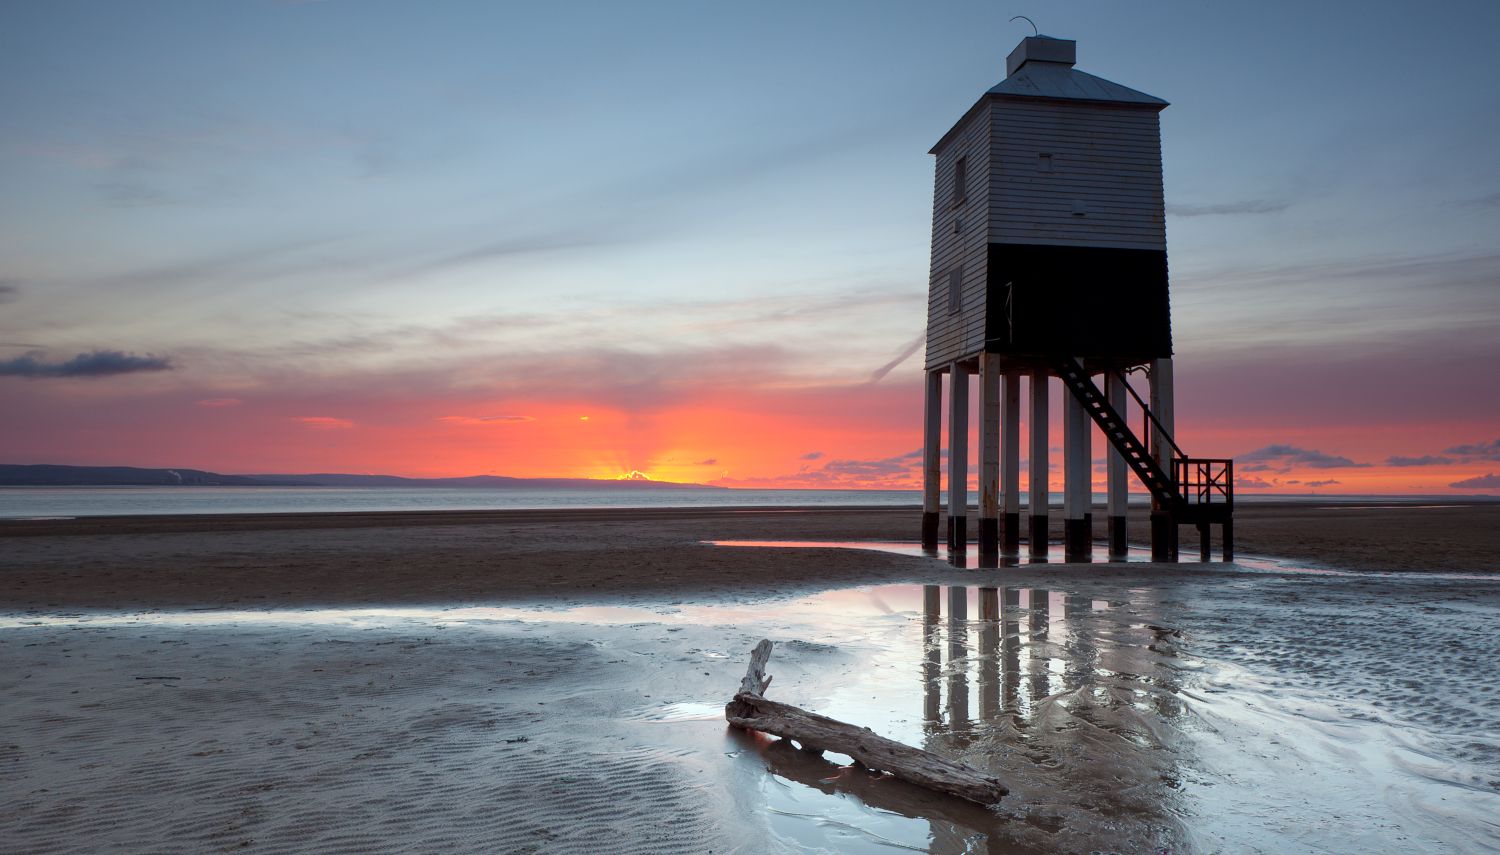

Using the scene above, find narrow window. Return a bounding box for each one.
[1038,153,1053,173]
[952,156,967,207]
[947,266,964,314]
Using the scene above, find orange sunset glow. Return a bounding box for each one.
[1,3,1497,498]
[4,368,1495,494]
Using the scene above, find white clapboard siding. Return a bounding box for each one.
[988,101,1165,250]
[925,103,992,370]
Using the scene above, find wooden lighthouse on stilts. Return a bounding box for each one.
[920,35,1233,565]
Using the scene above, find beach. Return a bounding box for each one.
[3,502,1499,852]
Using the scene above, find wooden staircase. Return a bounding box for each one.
[1049,356,1234,560]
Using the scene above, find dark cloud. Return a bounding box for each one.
[0,281,19,303]
[1238,445,1369,472]
[1167,200,1289,217]
[1386,455,1457,467]
[695,458,717,466]
[1450,473,1500,489]
[1443,439,1500,461]
[1303,479,1341,488]
[1235,475,1275,489]
[719,448,923,488]
[0,350,174,379]
[801,451,825,461]
[828,447,918,474]
[817,449,923,479]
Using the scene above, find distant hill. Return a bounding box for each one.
[0,464,309,487]
[248,473,722,490]
[0,464,723,490]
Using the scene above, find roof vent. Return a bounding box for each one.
[1006,36,1076,77]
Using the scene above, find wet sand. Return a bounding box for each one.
[3,500,1498,610]
[3,502,1499,852]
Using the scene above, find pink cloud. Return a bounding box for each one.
[295,416,354,430]
[197,398,242,408]
[438,415,535,425]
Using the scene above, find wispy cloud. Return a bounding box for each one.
[695,458,717,466]
[93,179,174,208]
[1450,473,1500,489]
[295,416,354,429]
[0,350,174,378]
[79,235,350,292]
[396,229,627,280]
[800,451,825,461]
[1455,191,1500,209]
[1167,200,1289,217]
[197,398,243,408]
[0,281,19,303]
[438,415,535,425]
[1173,251,1500,352]
[867,331,923,384]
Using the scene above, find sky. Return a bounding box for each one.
[2,0,1498,493]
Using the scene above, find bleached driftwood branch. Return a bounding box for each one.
[724,639,1007,806]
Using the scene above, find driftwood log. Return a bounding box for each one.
[725,639,1007,805]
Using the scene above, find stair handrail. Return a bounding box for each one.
[1110,368,1186,462]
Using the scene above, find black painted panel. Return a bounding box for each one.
[985,243,1172,360]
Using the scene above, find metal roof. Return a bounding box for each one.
[987,61,1166,107]
[930,37,1166,153]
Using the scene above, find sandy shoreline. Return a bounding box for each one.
[3,504,1499,852]
[3,501,1498,612]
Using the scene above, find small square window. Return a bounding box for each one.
[952,156,967,207]
[947,266,964,314]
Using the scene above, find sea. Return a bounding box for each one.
[0,486,1489,519]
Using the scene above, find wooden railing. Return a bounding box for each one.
[1174,458,1234,508]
